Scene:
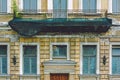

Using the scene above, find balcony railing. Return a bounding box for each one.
[15,9,107,18]
[20,9,106,14]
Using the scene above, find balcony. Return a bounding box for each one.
[18,9,107,18]
[8,9,112,37]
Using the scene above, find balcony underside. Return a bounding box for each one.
[9,18,112,37]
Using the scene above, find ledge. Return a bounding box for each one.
[43,60,76,66]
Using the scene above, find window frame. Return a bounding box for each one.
[0,43,10,75]
[110,43,120,75]
[80,42,99,75]
[20,43,40,75]
[50,43,70,60]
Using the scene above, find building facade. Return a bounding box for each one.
[0,0,120,80]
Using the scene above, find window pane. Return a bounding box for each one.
[23,45,37,74]
[83,0,89,12]
[112,57,120,74]
[0,58,1,74]
[112,46,120,74]
[0,45,7,74]
[31,57,37,74]
[30,0,37,12]
[23,0,30,12]
[23,0,37,12]
[83,0,96,13]
[83,45,96,74]
[112,48,120,55]
[90,57,96,74]
[0,45,7,55]
[0,0,7,13]
[83,57,89,74]
[83,45,96,56]
[24,57,30,74]
[112,0,120,13]
[53,0,67,18]
[24,46,37,56]
[90,0,96,13]
[53,45,67,57]
[2,57,7,74]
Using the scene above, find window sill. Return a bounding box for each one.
[20,74,40,77]
[53,57,67,59]
[110,74,120,77]
[79,74,99,77]
[0,74,10,77]
[43,60,76,66]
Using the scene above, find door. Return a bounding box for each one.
[50,73,69,80]
[53,0,67,18]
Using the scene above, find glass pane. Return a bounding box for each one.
[2,57,7,74]
[31,57,37,74]
[83,0,89,13]
[23,45,37,56]
[23,0,30,12]
[53,0,61,18]
[60,0,67,18]
[83,45,96,74]
[24,57,30,74]
[112,48,120,55]
[83,57,89,74]
[118,0,120,12]
[112,0,117,13]
[53,0,67,18]
[90,57,96,74]
[112,57,120,74]
[30,0,37,12]
[0,58,1,74]
[53,45,67,57]
[90,0,96,13]
[83,0,96,13]
[0,45,7,55]
[0,0,7,13]
[83,45,96,56]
